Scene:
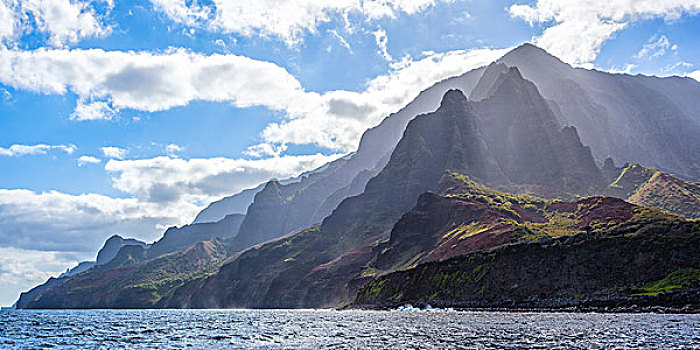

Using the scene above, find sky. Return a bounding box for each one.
[0,0,699,306]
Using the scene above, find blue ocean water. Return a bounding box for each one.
[1,309,698,349]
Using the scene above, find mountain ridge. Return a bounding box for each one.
[15,44,700,310]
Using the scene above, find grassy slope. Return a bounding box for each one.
[607,164,700,219]
[355,173,700,308]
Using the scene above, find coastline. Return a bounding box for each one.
[349,289,700,314]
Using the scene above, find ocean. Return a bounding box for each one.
[1,309,698,349]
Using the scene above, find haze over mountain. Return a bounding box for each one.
[499,44,700,180]
[158,64,610,309]
[3,0,700,310]
[13,44,700,311]
[197,44,700,241]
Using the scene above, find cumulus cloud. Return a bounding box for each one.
[71,99,116,120]
[104,153,341,205]
[258,47,510,151]
[0,45,507,152]
[0,247,86,307]
[0,151,342,305]
[1,0,111,46]
[0,143,76,156]
[151,0,445,46]
[509,0,700,67]
[0,188,188,252]
[244,143,288,158]
[688,70,700,82]
[0,1,15,43]
[77,155,101,166]
[101,146,127,159]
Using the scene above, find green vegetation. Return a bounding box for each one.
[443,173,548,212]
[608,164,659,197]
[442,223,490,240]
[526,213,579,237]
[606,164,700,219]
[631,269,700,296]
[357,279,394,300]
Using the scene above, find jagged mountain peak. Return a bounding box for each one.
[471,62,543,102]
[468,62,509,101]
[469,62,605,193]
[500,43,568,68]
[488,65,544,101]
[438,89,469,107]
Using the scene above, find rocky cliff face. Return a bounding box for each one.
[228,67,489,253]
[354,176,699,310]
[17,44,700,310]
[58,235,149,278]
[470,64,605,194]
[17,239,231,309]
[498,43,700,181]
[162,75,610,309]
[163,89,505,308]
[96,235,148,265]
[356,218,699,310]
[364,172,686,281]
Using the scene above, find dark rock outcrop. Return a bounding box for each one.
[470,64,605,194]
[355,220,700,310]
[96,235,148,265]
[58,235,149,278]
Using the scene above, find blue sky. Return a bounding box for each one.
[0,0,699,306]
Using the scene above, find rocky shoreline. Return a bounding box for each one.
[351,289,700,314]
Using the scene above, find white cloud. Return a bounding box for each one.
[77,155,101,166]
[258,47,510,151]
[636,34,676,58]
[687,70,700,82]
[0,45,507,152]
[244,143,287,158]
[0,188,188,252]
[165,143,183,155]
[0,151,342,306]
[329,29,354,54]
[101,146,127,159]
[149,0,210,26]
[151,0,445,46]
[0,143,76,156]
[373,26,392,62]
[0,46,315,116]
[509,0,700,67]
[0,0,112,46]
[71,99,116,120]
[0,246,85,307]
[0,0,16,43]
[608,63,637,74]
[104,153,341,205]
